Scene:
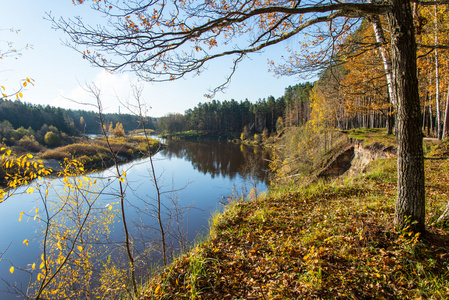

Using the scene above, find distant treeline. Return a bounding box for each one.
[0,98,156,135]
[0,81,312,141]
[0,99,75,134]
[159,82,313,134]
[66,109,156,134]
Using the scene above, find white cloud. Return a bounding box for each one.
[51,70,133,113]
[49,69,199,117]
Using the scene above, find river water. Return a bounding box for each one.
[0,139,270,299]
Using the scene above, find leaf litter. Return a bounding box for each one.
[141,145,449,299]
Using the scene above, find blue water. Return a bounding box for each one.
[0,139,269,299]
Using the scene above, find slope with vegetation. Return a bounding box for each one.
[140,129,449,299]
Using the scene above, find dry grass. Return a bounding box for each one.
[40,143,109,160]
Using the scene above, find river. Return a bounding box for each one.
[0,138,270,299]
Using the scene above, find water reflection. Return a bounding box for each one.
[162,140,270,183]
[0,140,271,299]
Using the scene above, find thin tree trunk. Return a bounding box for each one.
[425,93,430,136]
[436,201,449,223]
[387,0,425,233]
[434,4,441,139]
[96,103,138,295]
[370,12,396,107]
[443,82,449,139]
[429,103,433,133]
[387,108,394,135]
[422,100,426,133]
[428,70,434,135]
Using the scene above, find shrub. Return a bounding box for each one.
[262,128,269,141]
[112,122,125,137]
[241,126,250,141]
[276,117,284,135]
[77,155,92,164]
[16,136,44,153]
[44,131,61,148]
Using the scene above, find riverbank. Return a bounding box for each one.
[159,130,277,148]
[0,136,162,185]
[139,134,449,299]
[159,131,240,142]
[39,136,162,169]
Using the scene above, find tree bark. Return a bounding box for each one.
[434,4,441,139]
[387,106,394,135]
[370,13,396,107]
[429,103,433,133]
[387,0,425,233]
[443,82,449,139]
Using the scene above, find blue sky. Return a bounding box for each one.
[1,1,306,117]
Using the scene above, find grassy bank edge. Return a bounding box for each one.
[0,136,162,186]
[137,133,449,299]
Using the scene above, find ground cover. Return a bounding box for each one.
[140,135,449,299]
[346,128,397,148]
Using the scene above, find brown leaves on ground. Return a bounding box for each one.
[141,155,449,300]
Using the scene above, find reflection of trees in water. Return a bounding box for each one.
[162,140,270,184]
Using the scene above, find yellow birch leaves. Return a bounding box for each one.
[0,78,34,99]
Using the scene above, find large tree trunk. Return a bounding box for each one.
[387,0,425,233]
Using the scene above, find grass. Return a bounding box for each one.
[345,128,397,148]
[38,136,161,167]
[139,136,449,299]
[0,136,162,185]
[39,142,109,161]
[130,128,155,135]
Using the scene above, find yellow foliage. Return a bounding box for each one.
[0,154,124,298]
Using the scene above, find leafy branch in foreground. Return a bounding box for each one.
[31,159,116,299]
[0,148,52,202]
[0,28,34,101]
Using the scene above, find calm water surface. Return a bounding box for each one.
[0,139,270,298]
